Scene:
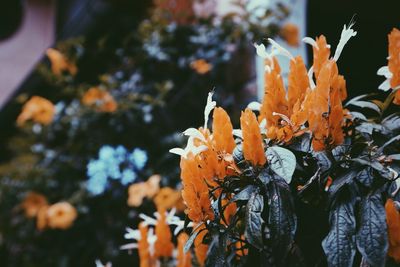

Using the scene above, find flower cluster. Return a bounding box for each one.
[162,25,400,267]
[86,145,148,195]
[17,96,55,126]
[21,192,77,231]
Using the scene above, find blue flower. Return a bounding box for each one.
[129,148,147,170]
[121,169,137,185]
[86,145,148,195]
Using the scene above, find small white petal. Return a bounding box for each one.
[378,79,392,91]
[247,101,261,111]
[120,243,139,250]
[254,43,270,59]
[268,38,294,60]
[302,37,318,48]
[183,128,206,142]
[333,23,357,61]
[191,145,208,155]
[204,91,217,129]
[169,148,185,157]
[377,66,392,78]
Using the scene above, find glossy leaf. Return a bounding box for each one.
[232,185,257,202]
[266,146,296,184]
[322,198,356,267]
[245,192,264,250]
[356,193,388,267]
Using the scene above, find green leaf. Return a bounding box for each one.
[355,168,373,187]
[314,151,332,172]
[348,100,381,113]
[245,192,264,250]
[184,223,204,253]
[382,113,400,132]
[266,146,296,184]
[356,193,388,267]
[232,185,257,202]
[267,177,297,262]
[350,111,367,121]
[322,197,356,267]
[206,234,227,267]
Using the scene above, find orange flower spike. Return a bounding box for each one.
[385,199,400,262]
[17,96,55,126]
[138,223,152,267]
[154,208,174,258]
[222,199,237,225]
[388,28,400,89]
[328,86,345,146]
[212,107,235,154]
[287,56,309,113]
[180,156,214,222]
[177,233,192,267]
[240,109,266,166]
[312,35,331,79]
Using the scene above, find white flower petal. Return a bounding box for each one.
[120,243,139,250]
[183,128,206,142]
[333,23,357,61]
[268,38,293,60]
[254,43,270,59]
[302,37,318,48]
[169,148,186,157]
[247,101,261,111]
[308,66,316,89]
[377,66,392,78]
[378,79,392,91]
[204,91,216,129]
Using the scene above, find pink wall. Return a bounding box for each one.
[0,0,55,107]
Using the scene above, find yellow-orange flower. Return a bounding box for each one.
[36,205,49,231]
[177,232,192,267]
[190,59,212,74]
[388,28,400,89]
[386,199,400,262]
[154,208,174,258]
[212,107,236,154]
[17,96,55,126]
[154,187,184,211]
[46,48,77,76]
[21,192,48,218]
[180,154,214,222]
[240,108,266,166]
[82,87,118,113]
[46,202,77,230]
[280,23,299,47]
[312,35,331,79]
[138,223,153,267]
[127,175,161,207]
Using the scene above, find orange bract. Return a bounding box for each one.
[21,192,48,218]
[138,223,152,267]
[312,35,331,79]
[388,28,400,89]
[194,225,208,267]
[191,59,213,74]
[46,48,77,76]
[240,108,266,166]
[177,233,192,267]
[180,155,214,222]
[212,107,235,154]
[154,208,174,258]
[17,96,55,126]
[386,199,400,262]
[46,202,78,230]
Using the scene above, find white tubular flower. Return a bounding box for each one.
[247,101,261,111]
[268,38,294,60]
[377,66,393,91]
[204,91,216,129]
[95,260,112,267]
[183,128,207,142]
[169,137,208,159]
[259,119,267,134]
[254,43,270,59]
[302,37,318,49]
[333,23,357,62]
[307,66,316,90]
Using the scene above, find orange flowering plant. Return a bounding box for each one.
[120,25,400,267]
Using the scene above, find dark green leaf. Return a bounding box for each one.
[313,151,332,172]
[322,198,356,267]
[265,146,296,184]
[184,224,204,253]
[206,234,227,267]
[328,170,357,196]
[258,168,272,186]
[233,185,257,202]
[382,113,400,132]
[355,168,373,187]
[267,177,297,261]
[356,193,388,267]
[348,100,380,113]
[245,192,264,250]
